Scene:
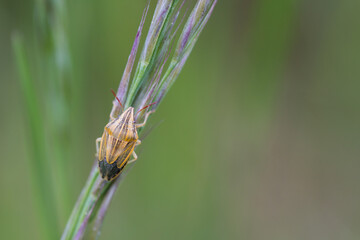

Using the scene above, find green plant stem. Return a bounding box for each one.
[61,162,117,240]
[62,163,99,239]
[34,0,73,218]
[12,33,60,240]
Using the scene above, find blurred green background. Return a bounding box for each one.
[1,0,360,239]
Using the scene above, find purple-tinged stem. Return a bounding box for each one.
[116,3,149,107]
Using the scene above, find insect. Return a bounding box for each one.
[96,91,155,181]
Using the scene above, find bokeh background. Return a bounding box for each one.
[1,0,360,239]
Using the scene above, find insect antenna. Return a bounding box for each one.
[135,102,157,118]
[111,89,124,111]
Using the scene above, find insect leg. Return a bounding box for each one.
[109,101,119,121]
[127,151,138,164]
[135,110,155,128]
[136,139,141,145]
[96,137,102,154]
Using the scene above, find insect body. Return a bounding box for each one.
[96,106,153,181]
